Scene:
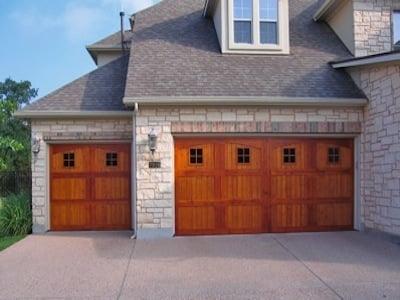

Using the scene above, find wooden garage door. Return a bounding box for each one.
[175,138,353,235]
[50,144,131,231]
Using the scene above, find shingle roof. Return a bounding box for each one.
[21,55,130,112]
[124,0,364,99]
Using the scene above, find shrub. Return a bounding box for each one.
[0,193,32,236]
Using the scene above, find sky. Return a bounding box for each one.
[0,0,159,99]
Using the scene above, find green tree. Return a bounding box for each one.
[0,78,38,171]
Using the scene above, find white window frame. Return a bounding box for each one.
[393,10,400,50]
[233,0,253,44]
[227,0,289,54]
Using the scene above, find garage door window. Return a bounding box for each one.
[283,148,296,163]
[237,147,250,163]
[190,148,203,164]
[106,153,118,166]
[63,153,75,168]
[328,147,340,164]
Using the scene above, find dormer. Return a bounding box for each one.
[205,0,290,54]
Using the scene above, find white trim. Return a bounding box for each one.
[227,0,289,54]
[132,108,138,238]
[331,52,400,69]
[354,136,361,231]
[45,143,50,232]
[313,0,337,21]
[123,96,368,107]
[86,46,125,51]
[14,110,133,118]
[173,133,360,138]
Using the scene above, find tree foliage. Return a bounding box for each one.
[0,78,38,171]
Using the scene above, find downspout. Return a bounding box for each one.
[131,102,139,239]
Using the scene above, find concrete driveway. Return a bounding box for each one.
[0,232,399,300]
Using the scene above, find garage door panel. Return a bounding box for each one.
[271,175,308,201]
[222,175,262,201]
[226,205,264,232]
[176,176,216,203]
[51,178,87,200]
[175,142,215,171]
[270,141,308,171]
[51,203,91,229]
[316,142,352,171]
[177,206,216,233]
[51,146,91,173]
[316,203,353,227]
[94,177,130,200]
[271,204,309,230]
[224,142,262,170]
[313,174,353,199]
[92,145,131,173]
[91,202,131,228]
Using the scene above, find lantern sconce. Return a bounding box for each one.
[148,128,158,154]
[32,135,41,154]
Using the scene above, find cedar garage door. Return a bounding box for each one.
[50,144,131,231]
[175,138,354,235]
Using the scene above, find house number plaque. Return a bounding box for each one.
[149,161,161,169]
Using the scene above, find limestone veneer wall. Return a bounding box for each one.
[350,64,400,235]
[353,0,400,57]
[135,106,364,233]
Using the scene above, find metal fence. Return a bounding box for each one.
[0,171,31,198]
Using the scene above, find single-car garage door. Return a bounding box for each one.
[175,138,353,235]
[50,144,131,231]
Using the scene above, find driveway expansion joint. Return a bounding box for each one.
[272,236,344,300]
[116,239,136,300]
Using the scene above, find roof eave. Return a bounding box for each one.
[331,52,400,68]
[14,110,133,119]
[85,46,126,64]
[123,96,368,107]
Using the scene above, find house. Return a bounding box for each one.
[16,0,400,238]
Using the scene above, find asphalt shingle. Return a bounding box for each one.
[124,0,364,99]
[22,55,129,112]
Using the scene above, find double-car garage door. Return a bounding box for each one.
[175,138,354,235]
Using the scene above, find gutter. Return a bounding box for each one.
[331,52,400,69]
[131,102,139,239]
[14,110,134,119]
[123,96,368,107]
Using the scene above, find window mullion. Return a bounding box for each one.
[253,0,260,46]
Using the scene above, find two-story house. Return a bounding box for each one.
[16,0,400,238]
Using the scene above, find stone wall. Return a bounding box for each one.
[30,118,133,233]
[353,0,399,57]
[350,64,400,235]
[135,106,364,235]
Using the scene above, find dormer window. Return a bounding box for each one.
[228,0,289,54]
[260,0,278,44]
[234,0,253,44]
